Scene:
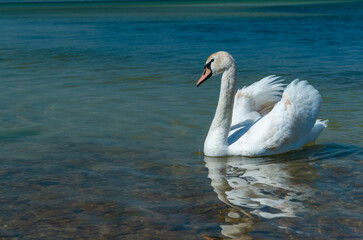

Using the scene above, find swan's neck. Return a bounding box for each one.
[205,65,237,156]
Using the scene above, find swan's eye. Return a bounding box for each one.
[204,59,214,70]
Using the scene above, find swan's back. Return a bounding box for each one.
[229,79,326,156]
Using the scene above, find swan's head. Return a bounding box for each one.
[197,51,235,87]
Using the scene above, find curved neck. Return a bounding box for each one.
[204,65,237,156]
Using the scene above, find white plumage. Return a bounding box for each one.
[197,51,327,157]
[232,75,285,125]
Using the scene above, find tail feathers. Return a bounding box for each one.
[317,119,328,128]
[304,119,328,145]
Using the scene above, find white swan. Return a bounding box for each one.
[197,51,327,157]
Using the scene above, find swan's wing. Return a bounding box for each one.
[231,80,324,156]
[232,75,285,126]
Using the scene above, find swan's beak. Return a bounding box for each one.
[196,66,212,87]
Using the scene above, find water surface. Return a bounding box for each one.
[0,1,362,239]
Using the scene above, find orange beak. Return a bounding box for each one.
[196,66,212,87]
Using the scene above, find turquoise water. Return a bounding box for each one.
[0,1,362,239]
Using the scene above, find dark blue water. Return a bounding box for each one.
[0,1,362,239]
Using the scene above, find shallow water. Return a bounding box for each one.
[0,1,362,239]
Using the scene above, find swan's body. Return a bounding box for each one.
[197,51,327,157]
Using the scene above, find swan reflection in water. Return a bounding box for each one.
[204,156,314,239]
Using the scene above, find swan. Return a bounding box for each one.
[197,51,327,157]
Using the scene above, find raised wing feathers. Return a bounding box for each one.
[230,80,324,156]
[232,75,285,125]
